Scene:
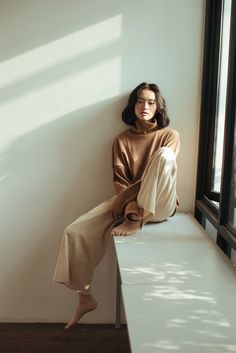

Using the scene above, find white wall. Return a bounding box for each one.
[0,0,205,323]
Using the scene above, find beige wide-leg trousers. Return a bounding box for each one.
[53,147,177,294]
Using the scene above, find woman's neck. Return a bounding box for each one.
[134,118,157,133]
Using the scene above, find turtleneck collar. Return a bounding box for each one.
[131,118,158,134]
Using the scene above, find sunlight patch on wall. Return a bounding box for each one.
[0,57,121,150]
[0,15,122,151]
[0,15,122,89]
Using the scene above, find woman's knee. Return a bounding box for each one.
[158,147,176,162]
[149,147,176,172]
[64,223,81,238]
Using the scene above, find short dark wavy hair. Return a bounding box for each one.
[122,82,170,128]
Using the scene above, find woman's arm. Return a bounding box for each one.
[112,137,142,219]
[112,138,132,194]
[162,129,181,157]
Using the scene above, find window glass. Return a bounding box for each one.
[228,129,236,229]
[212,0,232,194]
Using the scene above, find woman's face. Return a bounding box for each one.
[134,89,157,121]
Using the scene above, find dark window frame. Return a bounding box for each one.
[195,0,236,254]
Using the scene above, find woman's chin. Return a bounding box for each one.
[136,115,154,122]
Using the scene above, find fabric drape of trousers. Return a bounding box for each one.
[52,147,177,294]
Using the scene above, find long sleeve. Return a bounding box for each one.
[161,129,181,157]
[112,138,132,194]
[111,127,180,195]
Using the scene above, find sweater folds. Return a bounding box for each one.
[112,120,180,194]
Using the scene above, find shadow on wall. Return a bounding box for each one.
[0,4,128,321]
[0,96,126,321]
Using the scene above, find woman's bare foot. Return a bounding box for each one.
[111,219,141,236]
[127,213,141,221]
[65,293,97,329]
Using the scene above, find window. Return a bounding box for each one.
[212,0,231,196]
[195,0,236,256]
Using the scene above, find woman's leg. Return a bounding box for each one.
[64,292,97,329]
[111,147,177,236]
[137,146,177,222]
[53,196,118,328]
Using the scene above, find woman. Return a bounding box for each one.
[53,82,180,329]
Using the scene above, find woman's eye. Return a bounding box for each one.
[136,99,155,105]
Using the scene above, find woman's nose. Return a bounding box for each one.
[142,101,149,109]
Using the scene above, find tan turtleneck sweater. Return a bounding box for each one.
[110,119,180,219]
[112,119,180,194]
